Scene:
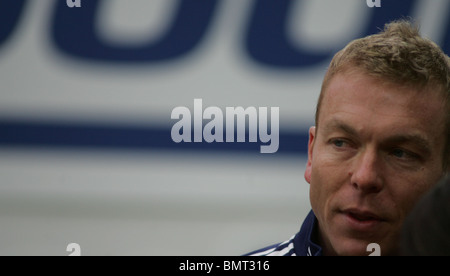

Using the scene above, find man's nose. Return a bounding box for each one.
[349,148,384,194]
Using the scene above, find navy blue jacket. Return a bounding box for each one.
[246,210,323,256]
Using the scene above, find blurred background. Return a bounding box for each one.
[0,0,449,255]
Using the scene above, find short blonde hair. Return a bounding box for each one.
[315,20,450,170]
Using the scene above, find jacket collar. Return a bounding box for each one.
[293,210,323,256]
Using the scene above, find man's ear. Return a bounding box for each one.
[304,126,316,184]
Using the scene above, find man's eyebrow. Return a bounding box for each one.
[323,120,358,136]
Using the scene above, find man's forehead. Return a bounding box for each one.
[322,71,446,115]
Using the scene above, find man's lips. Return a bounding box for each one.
[344,208,382,221]
[340,208,386,232]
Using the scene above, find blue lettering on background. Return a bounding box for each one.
[51,0,219,63]
[444,11,450,53]
[0,0,27,47]
[245,0,331,68]
[245,0,420,68]
[0,0,449,153]
[0,0,448,64]
[364,0,415,35]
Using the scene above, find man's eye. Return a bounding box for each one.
[332,139,346,147]
[392,148,405,158]
[329,138,357,151]
[391,148,419,160]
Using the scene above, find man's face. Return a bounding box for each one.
[304,70,446,256]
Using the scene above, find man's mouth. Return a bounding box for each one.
[347,210,380,221]
[341,208,385,232]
